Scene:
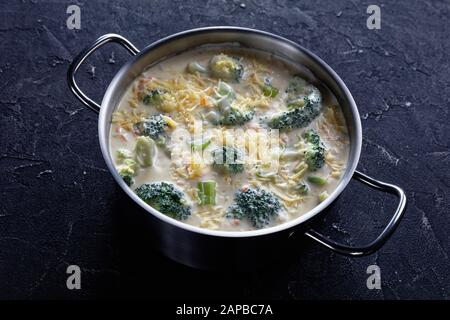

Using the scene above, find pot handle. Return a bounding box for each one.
[304,170,407,256]
[67,33,140,113]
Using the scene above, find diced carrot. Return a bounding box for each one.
[200,96,208,106]
[240,185,249,192]
[119,134,127,142]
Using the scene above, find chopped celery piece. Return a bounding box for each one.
[261,84,279,98]
[217,81,235,99]
[187,61,207,74]
[307,176,327,186]
[319,191,329,202]
[190,138,211,152]
[197,181,217,205]
[134,136,155,167]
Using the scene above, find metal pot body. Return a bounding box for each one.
[68,27,406,269]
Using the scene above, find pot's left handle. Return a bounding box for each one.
[67,33,140,113]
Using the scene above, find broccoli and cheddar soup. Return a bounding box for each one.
[110,47,349,231]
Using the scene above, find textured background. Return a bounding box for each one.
[0,0,449,299]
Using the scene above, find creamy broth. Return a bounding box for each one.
[110,47,349,231]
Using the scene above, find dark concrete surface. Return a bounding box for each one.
[0,0,449,299]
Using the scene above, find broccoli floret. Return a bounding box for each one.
[134,114,168,141]
[286,75,322,105]
[260,77,279,98]
[118,165,135,186]
[116,150,137,186]
[217,106,255,126]
[303,129,325,171]
[269,75,323,130]
[116,148,133,161]
[209,54,244,82]
[142,88,176,112]
[213,81,254,126]
[304,129,321,145]
[135,182,191,220]
[227,187,281,228]
[142,88,167,105]
[304,147,325,171]
[305,146,325,171]
[212,146,244,174]
[120,172,134,186]
[268,99,321,130]
[295,182,309,195]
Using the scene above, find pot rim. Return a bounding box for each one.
[98,26,362,238]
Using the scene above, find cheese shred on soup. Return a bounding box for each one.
[110,47,349,231]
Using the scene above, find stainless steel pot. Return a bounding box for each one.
[68,27,407,269]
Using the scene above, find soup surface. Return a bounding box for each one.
[110,47,349,231]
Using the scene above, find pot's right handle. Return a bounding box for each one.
[304,170,407,256]
[67,33,140,113]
